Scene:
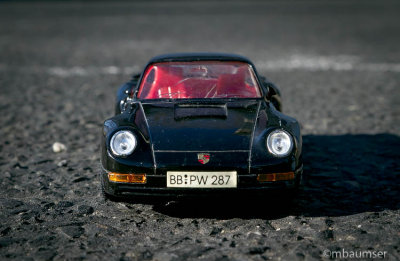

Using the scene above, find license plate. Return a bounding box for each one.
[167,171,237,188]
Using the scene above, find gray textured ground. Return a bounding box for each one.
[0,1,399,260]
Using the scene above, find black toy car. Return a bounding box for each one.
[101,53,302,199]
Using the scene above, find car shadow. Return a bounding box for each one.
[152,134,400,219]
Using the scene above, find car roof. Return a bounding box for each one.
[134,53,266,98]
[148,52,254,65]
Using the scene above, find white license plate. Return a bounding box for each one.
[167,171,237,188]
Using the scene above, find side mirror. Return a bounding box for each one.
[259,76,277,100]
[262,80,282,111]
[115,74,141,114]
[266,85,277,100]
[115,83,132,114]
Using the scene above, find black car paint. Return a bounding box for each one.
[101,53,302,197]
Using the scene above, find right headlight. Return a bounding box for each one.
[110,130,137,157]
[266,129,293,157]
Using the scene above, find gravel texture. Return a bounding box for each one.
[0,1,399,260]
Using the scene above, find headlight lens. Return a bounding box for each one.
[266,129,293,157]
[110,130,137,157]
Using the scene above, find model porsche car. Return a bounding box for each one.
[100,53,302,199]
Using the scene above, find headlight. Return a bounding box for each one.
[266,129,293,157]
[110,130,137,157]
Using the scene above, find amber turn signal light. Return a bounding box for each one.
[108,173,147,184]
[257,172,295,182]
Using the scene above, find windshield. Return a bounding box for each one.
[137,61,262,99]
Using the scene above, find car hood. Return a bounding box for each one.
[141,101,260,152]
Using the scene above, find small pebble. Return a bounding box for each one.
[52,142,67,153]
[57,160,68,167]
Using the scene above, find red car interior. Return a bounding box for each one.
[137,61,261,99]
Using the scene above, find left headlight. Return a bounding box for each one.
[266,129,293,157]
[110,130,137,157]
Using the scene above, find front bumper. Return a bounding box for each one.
[102,165,303,198]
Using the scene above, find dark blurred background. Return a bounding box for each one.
[1,1,399,134]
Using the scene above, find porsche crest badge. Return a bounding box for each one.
[197,153,210,164]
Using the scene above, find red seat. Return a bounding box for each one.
[216,67,246,97]
[216,67,258,98]
[144,66,187,99]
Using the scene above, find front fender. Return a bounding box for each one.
[101,104,155,174]
[250,103,302,173]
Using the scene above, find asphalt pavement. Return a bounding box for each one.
[0,1,399,260]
